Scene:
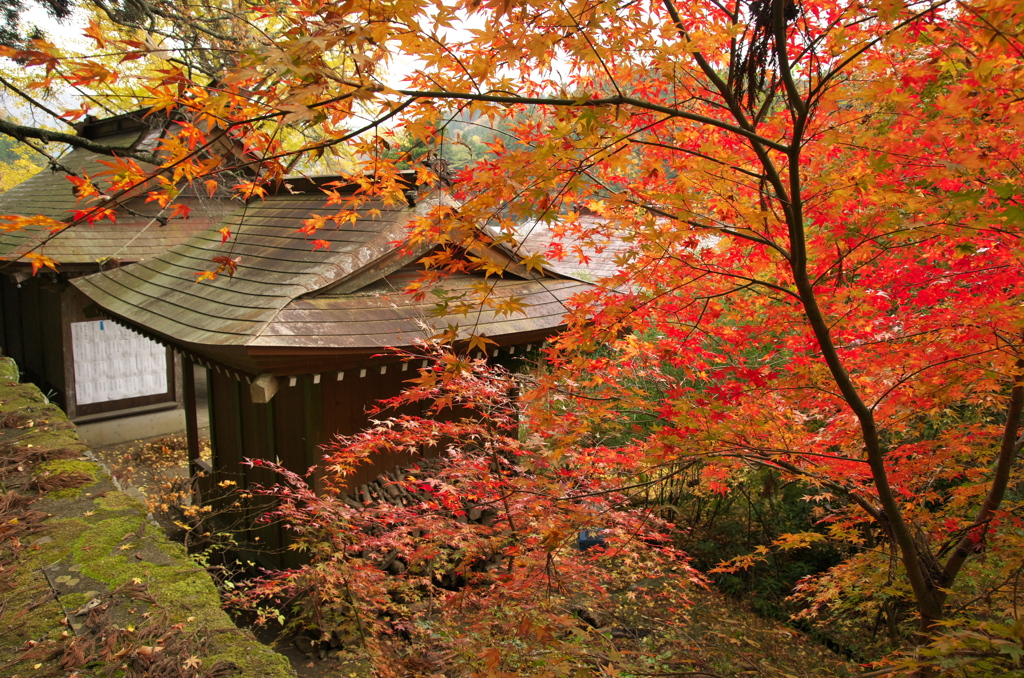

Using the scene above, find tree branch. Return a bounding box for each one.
[393,90,790,153]
[941,353,1024,589]
[0,118,159,165]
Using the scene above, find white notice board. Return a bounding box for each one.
[71,320,168,405]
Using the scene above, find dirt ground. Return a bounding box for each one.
[91,430,208,494]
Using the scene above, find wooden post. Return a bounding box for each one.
[303,375,324,490]
[59,284,78,419]
[182,356,200,478]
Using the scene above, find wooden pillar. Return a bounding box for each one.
[182,357,200,478]
[303,376,324,492]
[59,284,78,419]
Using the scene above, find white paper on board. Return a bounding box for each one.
[71,320,170,405]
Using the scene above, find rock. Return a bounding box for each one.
[380,548,399,571]
[572,607,606,629]
[293,635,317,659]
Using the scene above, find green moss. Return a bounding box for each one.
[2,385,48,408]
[47,487,82,499]
[0,530,71,674]
[32,459,100,499]
[0,356,20,381]
[60,590,91,610]
[36,459,98,476]
[74,518,150,583]
[96,491,143,512]
[1,562,65,639]
[0,359,295,678]
[203,628,296,674]
[20,428,85,450]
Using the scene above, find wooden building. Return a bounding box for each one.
[73,177,592,512]
[0,111,240,422]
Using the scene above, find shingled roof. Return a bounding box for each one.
[0,111,238,268]
[73,178,592,375]
[513,214,630,283]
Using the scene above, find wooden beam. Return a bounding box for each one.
[250,373,280,404]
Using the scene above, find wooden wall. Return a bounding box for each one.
[0,275,66,407]
[206,367,316,564]
[207,364,432,489]
[319,364,434,487]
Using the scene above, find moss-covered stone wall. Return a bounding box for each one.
[0,356,294,677]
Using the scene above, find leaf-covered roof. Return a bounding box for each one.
[0,119,236,267]
[73,183,590,373]
[513,215,632,283]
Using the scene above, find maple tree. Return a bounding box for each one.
[222,347,716,676]
[1,0,1023,671]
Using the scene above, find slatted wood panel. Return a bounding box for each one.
[318,365,439,489]
[269,378,311,568]
[208,369,247,517]
[207,367,289,565]
[272,378,310,476]
[21,280,44,387]
[1,277,111,418]
[238,389,282,557]
[40,281,65,395]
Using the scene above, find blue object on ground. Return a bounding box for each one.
[578,529,606,550]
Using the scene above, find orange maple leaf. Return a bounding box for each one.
[26,252,58,275]
[82,19,106,48]
[168,203,191,220]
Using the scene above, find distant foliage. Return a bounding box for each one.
[0,134,43,194]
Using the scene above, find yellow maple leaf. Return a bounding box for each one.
[466,334,497,354]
